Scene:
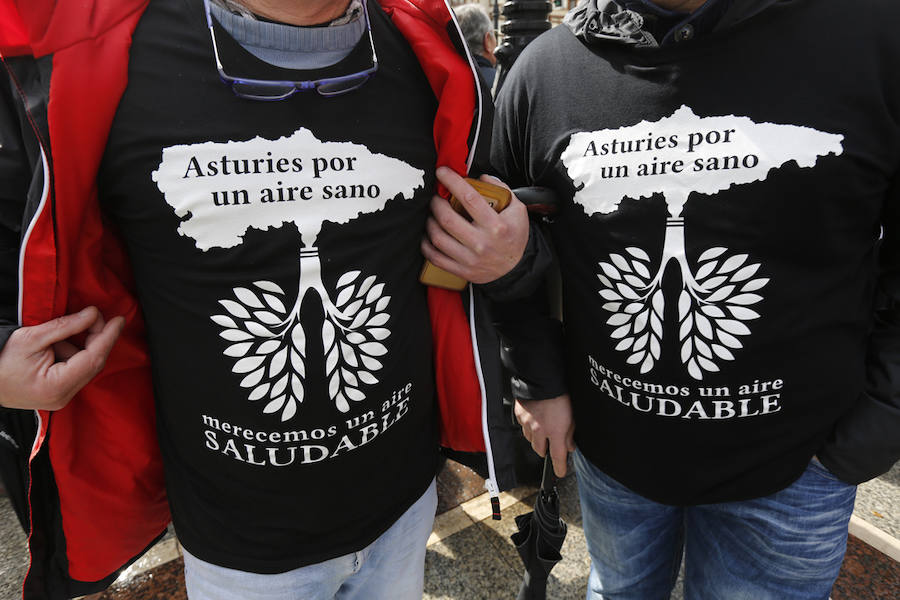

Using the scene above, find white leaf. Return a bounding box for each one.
[329,373,340,399]
[225,342,253,357]
[599,262,621,280]
[718,320,751,336]
[335,393,350,413]
[717,330,743,349]
[270,347,288,377]
[695,261,717,281]
[360,342,388,357]
[369,328,391,341]
[703,275,728,290]
[340,342,359,368]
[272,373,289,397]
[375,296,391,312]
[235,287,264,309]
[241,368,265,388]
[697,356,720,372]
[615,338,633,351]
[325,347,339,374]
[688,358,703,380]
[617,282,639,300]
[633,333,649,352]
[679,313,693,340]
[719,254,748,274]
[600,289,623,301]
[741,278,769,292]
[696,313,714,339]
[281,399,297,421]
[728,293,763,306]
[633,311,649,333]
[700,305,726,318]
[624,302,642,314]
[211,315,237,329]
[291,351,306,378]
[254,310,282,326]
[342,368,358,388]
[366,283,386,305]
[610,254,631,273]
[706,285,735,303]
[650,336,661,359]
[246,322,273,337]
[607,313,631,327]
[640,354,654,374]
[678,289,691,319]
[358,371,378,385]
[291,375,304,402]
[367,313,390,328]
[254,280,283,294]
[233,356,264,374]
[263,396,286,414]
[603,302,623,313]
[698,247,727,262]
[347,331,367,345]
[650,314,663,337]
[730,307,761,321]
[350,308,371,330]
[248,383,270,401]
[257,340,281,354]
[681,338,693,363]
[322,320,336,352]
[345,387,365,402]
[731,264,760,282]
[361,355,383,371]
[263,293,286,314]
[335,286,355,308]
[220,299,250,319]
[337,271,361,288]
[291,324,306,353]
[626,352,643,365]
[624,274,644,288]
[597,274,613,289]
[632,261,651,280]
[626,247,650,262]
[357,275,377,297]
[652,289,665,315]
[712,344,735,361]
[611,324,631,339]
[697,338,712,360]
[344,299,364,316]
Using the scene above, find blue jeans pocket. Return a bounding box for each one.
[808,456,852,486]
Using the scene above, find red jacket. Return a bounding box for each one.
[0,1,519,596]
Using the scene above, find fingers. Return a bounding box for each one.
[23,307,101,352]
[436,166,498,224]
[45,316,124,399]
[549,438,569,478]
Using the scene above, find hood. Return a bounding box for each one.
[564,0,782,48]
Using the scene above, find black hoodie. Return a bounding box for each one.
[493,0,900,504]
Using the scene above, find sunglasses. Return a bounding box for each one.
[203,0,378,100]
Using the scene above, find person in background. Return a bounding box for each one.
[454,3,498,89]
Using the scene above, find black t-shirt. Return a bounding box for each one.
[493,0,900,504]
[99,0,439,571]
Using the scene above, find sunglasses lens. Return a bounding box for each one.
[317,75,370,97]
[231,81,296,101]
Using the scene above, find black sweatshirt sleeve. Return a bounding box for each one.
[819,169,900,484]
[486,70,568,401]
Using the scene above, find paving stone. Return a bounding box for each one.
[423,524,521,600]
[435,460,488,515]
[0,496,28,600]
[855,462,900,539]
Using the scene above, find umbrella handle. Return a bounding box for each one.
[540,447,557,493]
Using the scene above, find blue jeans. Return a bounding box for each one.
[573,450,856,600]
[182,479,437,600]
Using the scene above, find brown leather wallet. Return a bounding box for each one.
[420,178,512,290]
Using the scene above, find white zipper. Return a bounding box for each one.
[468,285,501,519]
[444,0,485,173]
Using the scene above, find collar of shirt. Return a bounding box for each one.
[622,0,735,45]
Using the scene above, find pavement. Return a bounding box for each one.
[1,460,898,600]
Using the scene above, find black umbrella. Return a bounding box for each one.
[510,450,567,600]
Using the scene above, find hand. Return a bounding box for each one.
[0,307,125,411]
[514,394,575,477]
[422,166,529,284]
